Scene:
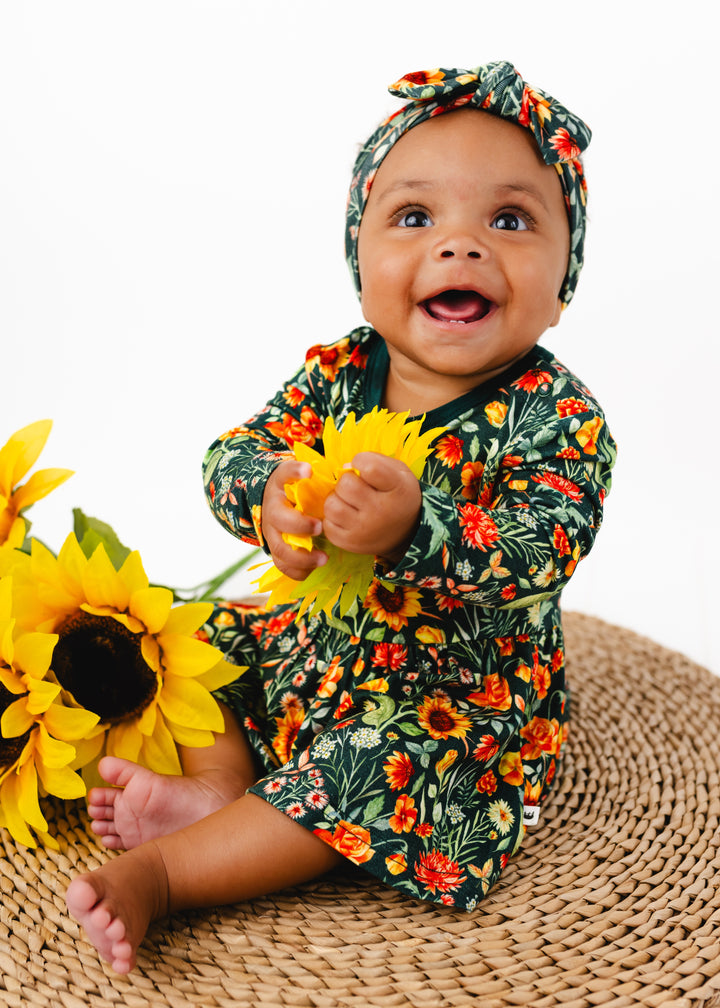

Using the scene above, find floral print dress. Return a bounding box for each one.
[201,327,616,909]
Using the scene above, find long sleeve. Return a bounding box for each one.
[202,331,372,549]
[376,357,616,610]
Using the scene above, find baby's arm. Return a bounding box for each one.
[322,453,422,565]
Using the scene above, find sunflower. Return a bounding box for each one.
[0,578,100,848]
[0,420,73,551]
[416,694,472,741]
[255,408,444,618]
[12,533,241,776]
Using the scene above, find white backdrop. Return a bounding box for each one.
[2,1,718,673]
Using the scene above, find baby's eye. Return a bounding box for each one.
[396,209,433,228]
[492,212,529,231]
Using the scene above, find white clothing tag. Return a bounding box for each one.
[523,805,540,826]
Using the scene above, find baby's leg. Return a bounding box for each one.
[89,704,261,850]
[66,792,343,973]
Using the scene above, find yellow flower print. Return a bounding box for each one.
[575,417,604,455]
[417,695,472,741]
[485,401,508,427]
[363,582,422,631]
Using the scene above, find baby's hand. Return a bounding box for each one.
[323,452,421,564]
[261,460,327,581]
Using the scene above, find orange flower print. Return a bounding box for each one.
[553,524,572,558]
[333,690,354,720]
[434,434,464,467]
[549,127,582,161]
[283,385,305,408]
[468,673,512,711]
[386,853,407,875]
[532,661,551,700]
[460,461,485,500]
[316,656,344,698]
[575,417,604,455]
[556,447,581,460]
[520,86,552,128]
[500,585,517,601]
[414,822,434,838]
[458,503,500,551]
[485,400,508,427]
[498,750,524,786]
[476,770,498,795]
[393,68,447,88]
[371,643,408,671]
[305,340,350,381]
[299,405,324,442]
[414,850,467,894]
[473,735,499,762]
[266,412,319,448]
[363,582,422,631]
[273,706,304,764]
[556,397,588,418]
[519,716,560,759]
[512,369,553,393]
[356,677,389,693]
[565,543,581,577]
[389,794,418,834]
[417,695,472,740]
[531,472,583,501]
[314,821,374,865]
[383,750,414,790]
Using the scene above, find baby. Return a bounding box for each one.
[66,60,616,973]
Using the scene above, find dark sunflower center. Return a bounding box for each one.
[0,680,31,769]
[429,709,455,733]
[52,612,157,724]
[375,585,405,613]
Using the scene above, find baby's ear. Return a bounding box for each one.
[549,299,564,328]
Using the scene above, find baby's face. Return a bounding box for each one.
[357,108,570,409]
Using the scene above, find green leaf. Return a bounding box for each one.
[73,509,132,569]
[397,721,424,737]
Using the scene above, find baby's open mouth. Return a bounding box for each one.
[422,290,492,324]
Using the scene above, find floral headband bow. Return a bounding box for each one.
[345,60,592,308]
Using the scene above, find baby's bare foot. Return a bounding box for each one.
[88,756,246,850]
[66,843,167,974]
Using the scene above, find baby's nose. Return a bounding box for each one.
[440,248,482,259]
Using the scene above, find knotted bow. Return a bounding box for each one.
[345,60,591,308]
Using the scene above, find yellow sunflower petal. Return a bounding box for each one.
[82,545,129,611]
[105,721,142,763]
[34,723,78,769]
[118,550,150,596]
[139,712,182,775]
[12,631,57,680]
[196,658,244,692]
[11,467,74,513]
[17,757,51,830]
[25,678,62,716]
[167,722,217,748]
[141,633,161,673]
[158,634,224,677]
[0,773,41,847]
[135,699,158,736]
[129,586,173,635]
[158,676,225,732]
[161,601,213,637]
[36,758,87,800]
[1,697,34,737]
[41,701,100,742]
[69,731,105,770]
[0,419,52,492]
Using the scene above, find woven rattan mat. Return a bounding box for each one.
[1,611,719,1008]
